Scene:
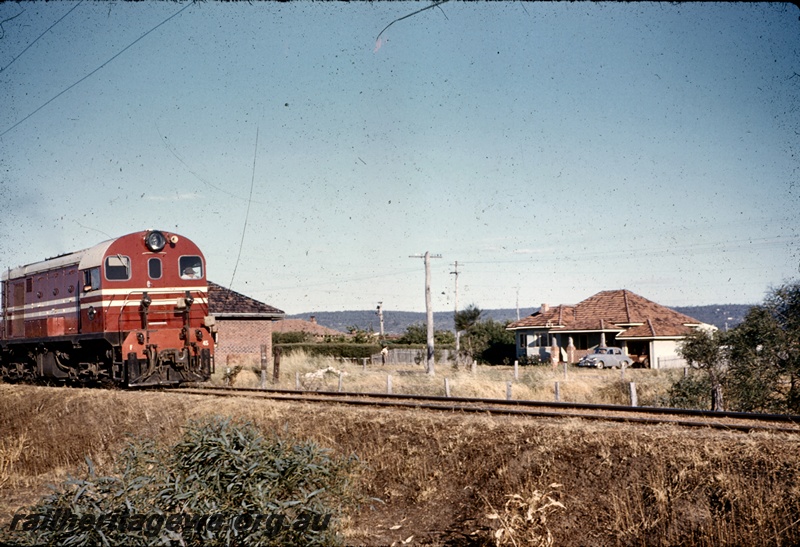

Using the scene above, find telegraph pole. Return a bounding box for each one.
[376,302,385,339]
[410,251,441,375]
[451,261,460,358]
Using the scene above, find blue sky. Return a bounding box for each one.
[1,1,798,314]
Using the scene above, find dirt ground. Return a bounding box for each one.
[1,384,799,546]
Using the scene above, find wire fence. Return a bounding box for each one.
[656,356,689,369]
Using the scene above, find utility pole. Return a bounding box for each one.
[410,251,442,375]
[376,302,385,339]
[451,261,460,358]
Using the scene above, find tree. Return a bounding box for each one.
[471,319,516,365]
[673,280,800,413]
[455,304,482,333]
[726,281,800,413]
[677,328,728,410]
[454,304,482,366]
[347,325,376,344]
[397,323,454,346]
[452,305,516,366]
[724,306,786,413]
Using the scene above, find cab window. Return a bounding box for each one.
[83,267,101,291]
[148,257,162,279]
[105,255,131,281]
[179,256,203,279]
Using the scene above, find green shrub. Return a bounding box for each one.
[273,331,311,344]
[667,373,711,410]
[276,343,381,360]
[4,417,362,547]
[518,354,543,366]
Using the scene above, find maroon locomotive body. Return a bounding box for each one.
[0,230,214,387]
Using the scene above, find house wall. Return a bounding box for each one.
[649,339,688,369]
[215,318,274,370]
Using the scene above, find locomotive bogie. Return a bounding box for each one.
[1,230,214,387]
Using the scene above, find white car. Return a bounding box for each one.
[577,346,631,369]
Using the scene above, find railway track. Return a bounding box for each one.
[170,385,800,434]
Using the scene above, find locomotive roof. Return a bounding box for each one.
[2,237,116,281]
[2,230,195,281]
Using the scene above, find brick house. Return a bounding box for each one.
[506,289,713,368]
[207,281,285,368]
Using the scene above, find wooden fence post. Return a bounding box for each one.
[506,381,512,401]
[260,344,268,389]
[272,346,281,384]
[629,381,638,407]
[387,374,393,395]
[514,360,519,381]
[554,381,560,402]
[712,384,724,411]
[295,371,300,391]
[444,377,451,397]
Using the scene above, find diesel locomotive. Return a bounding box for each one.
[0,230,215,387]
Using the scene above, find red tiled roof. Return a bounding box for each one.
[507,289,702,338]
[273,319,344,337]
[207,281,285,318]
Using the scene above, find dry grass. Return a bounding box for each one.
[1,365,799,546]
[212,350,681,406]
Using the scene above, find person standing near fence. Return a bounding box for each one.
[381,346,389,365]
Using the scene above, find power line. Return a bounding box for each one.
[1,1,84,74]
[1,1,193,139]
[229,126,259,290]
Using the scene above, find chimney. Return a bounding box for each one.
[541,303,549,313]
[309,316,317,324]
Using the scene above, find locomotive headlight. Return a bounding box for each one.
[144,230,167,252]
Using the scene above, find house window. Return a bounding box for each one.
[531,332,550,347]
[105,256,131,281]
[519,335,526,349]
[148,258,162,279]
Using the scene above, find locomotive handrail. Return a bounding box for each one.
[115,288,209,329]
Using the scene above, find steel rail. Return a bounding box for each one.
[171,385,800,434]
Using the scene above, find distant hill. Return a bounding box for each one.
[286,304,752,335]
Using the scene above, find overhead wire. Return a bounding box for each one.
[0,0,84,74]
[0,1,193,139]
[229,127,259,290]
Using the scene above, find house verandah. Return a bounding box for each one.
[506,289,714,368]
